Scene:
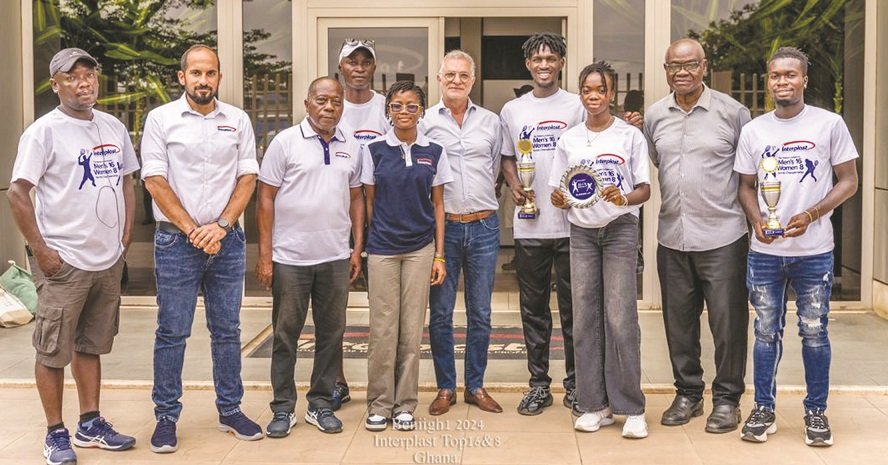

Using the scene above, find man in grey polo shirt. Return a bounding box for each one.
[422,50,503,415]
[644,38,751,433]
[256,76,364,436]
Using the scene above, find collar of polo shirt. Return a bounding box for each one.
[669,84,713,112]
[384,129,431,148]
[299,117,346,142]
[436,98,478,116]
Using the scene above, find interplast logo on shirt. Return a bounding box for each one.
[582,154,627,190]
[760,141,819,183]
[334,151,351,159]
[519,120,568,153]
[415,157,433,166]
[217,125,237,132]
[354,129,383,142]
[77,144,123,190]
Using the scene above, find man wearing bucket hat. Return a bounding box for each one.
[8,47,138,465]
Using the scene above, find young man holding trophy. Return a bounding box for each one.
[734,47,859,447]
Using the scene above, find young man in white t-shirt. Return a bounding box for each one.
[329,38,387,409]
[256,77,364,437]
[8,48,138,465]
[734,47,859,447]
[500,32,585,416]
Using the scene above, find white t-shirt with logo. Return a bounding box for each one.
[341,92,388,145]
[500,89,586,239]
[259,118,362,266]
[548,118,651,229]
[734,105,859,257]
[11,109,139,271]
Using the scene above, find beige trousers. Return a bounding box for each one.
[366,243,434,417]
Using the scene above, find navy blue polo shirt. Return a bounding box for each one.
[360,130,453,255]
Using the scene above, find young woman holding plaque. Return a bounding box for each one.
[548,62,652,438]
[360,81,453,432]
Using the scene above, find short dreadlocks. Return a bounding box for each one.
[521,32,567,60]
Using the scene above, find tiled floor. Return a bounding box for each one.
[2,388,888,465]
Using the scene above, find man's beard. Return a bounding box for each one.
[188,86,216,105]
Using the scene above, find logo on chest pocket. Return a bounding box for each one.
[415,157,433,166]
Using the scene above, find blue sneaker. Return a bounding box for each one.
[150,418,177,454]
[73,417,135,451]
[305,407,343,434]
[218,411,264,441]
[331,383,351,411]
[44,428,76,465]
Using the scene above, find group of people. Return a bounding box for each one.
[8,30,858,465]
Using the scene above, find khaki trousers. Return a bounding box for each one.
[366,243,434,417]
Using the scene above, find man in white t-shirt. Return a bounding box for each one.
[500,32,586,416]
[141,44,262,452]
[257,77,364,437]
[330,38,387,408]
[734,47,858,447]
[8,48,138,464]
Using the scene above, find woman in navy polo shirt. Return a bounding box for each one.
[360,81,453,431]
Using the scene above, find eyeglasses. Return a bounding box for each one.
[664,61,702,74]
[342,38,375,48]
[442,72,473,82]
[389,103,422,114]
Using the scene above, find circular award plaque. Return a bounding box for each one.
[517,139,533,155]
[760,156,778,174]
[559,164,603,209]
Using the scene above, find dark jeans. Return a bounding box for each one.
[571,215,645,415]
[515,237,574,390]
[429,214,500,391]
[747,250,833,412]
[657,236,749,406]
[270,259,349,412]
[152,227,245,421]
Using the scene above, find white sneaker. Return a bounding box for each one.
[622,414,648,439]
[574,408,615,432]
[365,414,387,431]
[393,412,415,431]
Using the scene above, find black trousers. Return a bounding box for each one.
[657,235,749,406]
[270,259,349,412]
[515,238,575,390]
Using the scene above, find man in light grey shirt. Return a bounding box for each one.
[422,50,504,415]
[644,38,751,434]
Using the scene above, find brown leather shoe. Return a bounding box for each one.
[429,389,456,416]
[464,388,503,413]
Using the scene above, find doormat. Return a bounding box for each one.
[246,325,565,360]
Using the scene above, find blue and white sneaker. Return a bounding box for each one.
[150,418,177,454]
[305,407,343,433]
[331,383,351,411]
[73,417,135,451]
[44,428,77,465]
[218,411,264,441]
[365,414,387,431]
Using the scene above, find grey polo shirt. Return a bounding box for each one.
[644,86,751,252]
[420,100,501,214]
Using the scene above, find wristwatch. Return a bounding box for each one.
[216,218,233,232]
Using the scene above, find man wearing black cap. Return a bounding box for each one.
[8,47,138,465]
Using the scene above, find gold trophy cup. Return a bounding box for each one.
[516,138,538,219]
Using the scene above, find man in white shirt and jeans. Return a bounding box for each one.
[140,44,262,453]
[734,46,858,447]
[8,47,138,465]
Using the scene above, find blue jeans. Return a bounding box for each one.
[152,227,247,421]
[747,250,833,412]
[428,213,499,391]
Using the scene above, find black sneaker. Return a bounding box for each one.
[563,389,583,417]
[517,386,553,416]
[150,418,178,454]
[331,383,351,411]
[305,407,343,434]
[265,411,296,438]
[218,411,264,441]
[740,406,777,443]
[804,410,833,447]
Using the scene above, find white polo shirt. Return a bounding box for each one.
[500,89,586,239]
[259,118,362,266]
[11,109,139,271]
[548,118,651,229]
[140,95,259,225]
[734,105,858,257]
[341,92,388,144]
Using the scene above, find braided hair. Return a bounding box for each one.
[385,80,426,119]
[521,32,567,60]
[578,60,616,94]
